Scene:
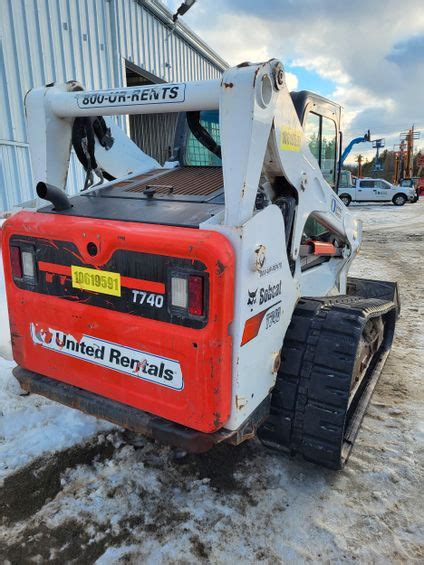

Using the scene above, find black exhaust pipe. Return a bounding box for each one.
[36,182,72,211]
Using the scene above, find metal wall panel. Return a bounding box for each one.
[130,112,179,164]
[0,144,34,211]
[0,0,226,211]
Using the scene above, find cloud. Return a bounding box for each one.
[167,0,424,150]
[191,12,273,64]
[291,56,350,85]
[387,34,424,67]
[285,71,298,91]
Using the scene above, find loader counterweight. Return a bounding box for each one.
[2,211,235,433]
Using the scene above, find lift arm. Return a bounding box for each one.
[25,61,360,258]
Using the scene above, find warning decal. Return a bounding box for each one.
[280,125,302,152]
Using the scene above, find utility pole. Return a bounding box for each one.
[399,139,406,181]
[393,150,400,184]
[356,154,363,178]
[405,126,413,179]
[400,126,420,180]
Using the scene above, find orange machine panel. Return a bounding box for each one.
[2,211,235,433]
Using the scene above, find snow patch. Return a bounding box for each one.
[0,352,114,482]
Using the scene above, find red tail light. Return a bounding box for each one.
[170,271,207,320]
[10,246,23,278]
[188,275,204,316]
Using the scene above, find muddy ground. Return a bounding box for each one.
[0,202,423,563]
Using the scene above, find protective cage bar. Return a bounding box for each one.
[49,80,221,118]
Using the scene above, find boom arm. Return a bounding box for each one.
[340,130,371,165]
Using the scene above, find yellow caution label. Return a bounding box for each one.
[280,126,302,152]
[71,265,121,297]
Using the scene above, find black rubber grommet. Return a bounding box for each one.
[87,242,98,256]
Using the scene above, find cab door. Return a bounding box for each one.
[356,179,375,201]
[290,91,340,191]
[373,180,390,201]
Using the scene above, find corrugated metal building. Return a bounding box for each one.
[0,0,227,211]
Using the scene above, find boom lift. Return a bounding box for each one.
[340,130,371,166]
[2,60,399,469]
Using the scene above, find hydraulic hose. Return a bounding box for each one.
[186,111,222,159]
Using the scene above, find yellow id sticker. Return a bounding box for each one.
[280,126,302,152]
[71,265,121,297]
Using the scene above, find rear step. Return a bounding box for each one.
[258,283,399,470]
[13,367,270,453]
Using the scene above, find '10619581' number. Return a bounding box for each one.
[71,266,121,297]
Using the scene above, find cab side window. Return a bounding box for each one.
[305,112,320,163]
[359,180,375,188]
[303,214,328,240]
[304,112,337,188]
[321,117,336,186]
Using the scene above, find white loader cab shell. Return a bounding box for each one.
[339,177,416,206]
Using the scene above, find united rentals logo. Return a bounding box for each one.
[331,197,342,219]
[30,324,183,390]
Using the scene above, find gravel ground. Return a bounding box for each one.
[0,202,423,564]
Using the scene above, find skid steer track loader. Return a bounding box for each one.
[2,60,399,469]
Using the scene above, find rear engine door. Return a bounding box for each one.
[2,212,235,434]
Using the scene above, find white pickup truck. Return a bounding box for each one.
[338,173,417,206]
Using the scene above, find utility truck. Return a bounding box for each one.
[2,60,399,469]
[339,174,416,206]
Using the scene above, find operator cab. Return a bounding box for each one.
[290,91,341,191]
[171,91,341,193]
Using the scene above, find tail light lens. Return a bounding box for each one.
[22,251,35,278]
[188,275,204,316]
[170,272,206,319]
[10,246,23,278]
[171,276,188,309]
[10,245,36,283]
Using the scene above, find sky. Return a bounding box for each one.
[164,0,424,164]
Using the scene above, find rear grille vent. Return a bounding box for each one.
[124,167,223,196]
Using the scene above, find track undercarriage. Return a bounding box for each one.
[258,278,399,469]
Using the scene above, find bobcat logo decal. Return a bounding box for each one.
[247,289,258,309]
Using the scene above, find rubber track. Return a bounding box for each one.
[258,295,397,469]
